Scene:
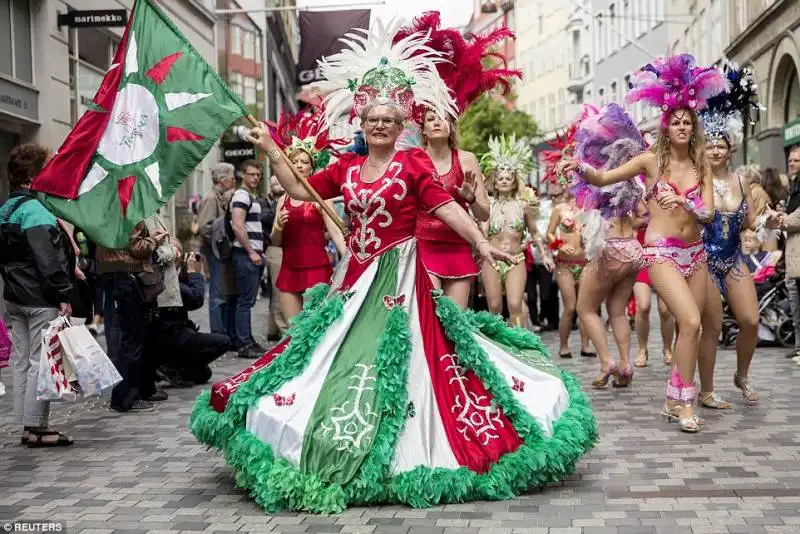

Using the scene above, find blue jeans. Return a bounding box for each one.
[202,247,227,335]
[233,248,262,348]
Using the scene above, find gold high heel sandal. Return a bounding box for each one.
[661,401,700,433]
[699,392,730,409]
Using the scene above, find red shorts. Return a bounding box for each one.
[635,267,651,286]
[417,239,480,279]
[276,264,333,293]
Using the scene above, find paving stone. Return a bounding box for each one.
[2,300,800,533]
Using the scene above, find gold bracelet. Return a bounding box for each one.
[273,222,284,232]
[266,147,282,163]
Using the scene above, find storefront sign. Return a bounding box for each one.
[296,9,370,86]
[222,141,256,168]
[0,77,38,123]
[57,9,127,28]
[783,118,800,147]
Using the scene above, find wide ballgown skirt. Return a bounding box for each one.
[190,239,597,514]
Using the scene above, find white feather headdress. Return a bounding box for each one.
[480,135,534,177]
[315,18,458,128]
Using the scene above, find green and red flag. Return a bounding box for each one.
[32,0,249,249]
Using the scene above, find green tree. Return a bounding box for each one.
[458,95,541,157]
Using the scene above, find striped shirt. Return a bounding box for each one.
[231,188,264,252]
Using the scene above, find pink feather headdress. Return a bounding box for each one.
[540,104,599,185]
[626,53,728,128]
[394,11,522,116]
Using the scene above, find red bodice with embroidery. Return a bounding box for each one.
[308,149,454,265]
[281,200,330,268]
[416,149,468,244]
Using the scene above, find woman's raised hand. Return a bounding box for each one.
[557,158,579,175]
[244,127,274,151]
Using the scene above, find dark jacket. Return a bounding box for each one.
[0,189,72,307]
[159,272,205,331]
[787,174,800,216]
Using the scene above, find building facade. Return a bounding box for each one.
[0,0,218,236]
[725,0,800,171]
[590,0,691,132]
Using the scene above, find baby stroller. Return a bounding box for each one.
[721,274,794,348]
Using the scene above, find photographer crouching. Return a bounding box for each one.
[151,252,231,388]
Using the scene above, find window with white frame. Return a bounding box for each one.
[230,72,243,98]
[69,26,119,124]
[609,4,616,53]
[231,25,242,55]
[599,87,605,106]
[244,76,256,105]
[548,93,555,130]
[610,80,618,104]
[597,14,604,60]
[0,0,33,82]
[738,0,748,32]
[557,88,565,126]
[243,31,255,60]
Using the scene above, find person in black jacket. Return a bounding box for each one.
[154,253,230,387]
[0,143,73,447]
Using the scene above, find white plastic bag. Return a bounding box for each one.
[36,317,79,402]
[58,323,122,398]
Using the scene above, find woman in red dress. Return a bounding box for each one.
[267,109,346,321]
[415,111,489,308]
[398,13,518,308]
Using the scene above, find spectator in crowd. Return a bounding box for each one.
[197,162,236,336]
[762,167,789,209]
[782,145,800,359]
[738,165,770,217]
[264,176,287,339]
[0,143,73,446]
[230,159,267,358]
[155,253,230,387]
[99,215,168,413]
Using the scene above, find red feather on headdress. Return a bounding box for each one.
[264,105,349,169]
[394,11,522,115]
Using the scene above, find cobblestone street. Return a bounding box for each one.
[2,297,799,534]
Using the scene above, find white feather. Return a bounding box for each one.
[581,210,607,261]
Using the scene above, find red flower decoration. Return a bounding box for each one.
[548,239,565,251]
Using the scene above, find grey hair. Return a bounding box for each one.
[210,162,235,184]
[358,99,405,126]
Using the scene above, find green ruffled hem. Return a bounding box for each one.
[190,290,597,514]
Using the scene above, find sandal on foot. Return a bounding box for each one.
[661,402,700,432]
[699,391,730,409]
[580,349,597,357]
[635,348,648,368]
[26,429,74,448]
[734,374,758,404]
[612,366,633,387]
[559,352,573,359]
[592,364,618,388]
[662,348,673,366]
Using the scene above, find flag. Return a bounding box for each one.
[32,0,248,249]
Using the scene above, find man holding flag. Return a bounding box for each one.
[30,0,253,409]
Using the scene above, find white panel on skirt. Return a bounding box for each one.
[473,335,568,437]
[246,258,381,467]
[390,241,461,475]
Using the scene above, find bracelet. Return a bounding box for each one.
[474,238,489,249]
[576,162,588,176]
[273,222,284,232]
[266,147,282,163]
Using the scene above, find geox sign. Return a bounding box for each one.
[296,9,370,85]
[57,9,128,28]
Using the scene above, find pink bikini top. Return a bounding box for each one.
[645,177,702,202]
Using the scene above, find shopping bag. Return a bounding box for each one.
[58,323,122,398]
[0,317,11,369]
[36,316,79,401]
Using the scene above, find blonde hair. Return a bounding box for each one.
[484,170,525,198]
[652,109,709,187]
[736,164,762,186]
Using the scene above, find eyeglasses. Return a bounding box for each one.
[365,116,398,127]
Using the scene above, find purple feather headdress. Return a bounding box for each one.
[571,103,648,219]
[626,54,728,129]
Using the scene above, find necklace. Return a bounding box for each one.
[713,177,730,199]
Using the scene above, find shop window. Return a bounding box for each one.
[244,76,256,106]
[69,27,119,124]
[0,0,33,83]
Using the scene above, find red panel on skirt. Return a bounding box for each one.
[417,239,479,279]
[635,267,651,286]
[276,264,334,293]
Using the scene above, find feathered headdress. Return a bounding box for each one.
[265,106,348,170]
[480,135,534,177]
[540,104,599,185]
[571,103,649,259]
[315,18,458,128]
[699,63,763,146]
[394,11,522,115]
[626,53,728,127]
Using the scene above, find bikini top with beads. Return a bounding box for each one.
[644,176,703,204]
[487,197,525,236]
